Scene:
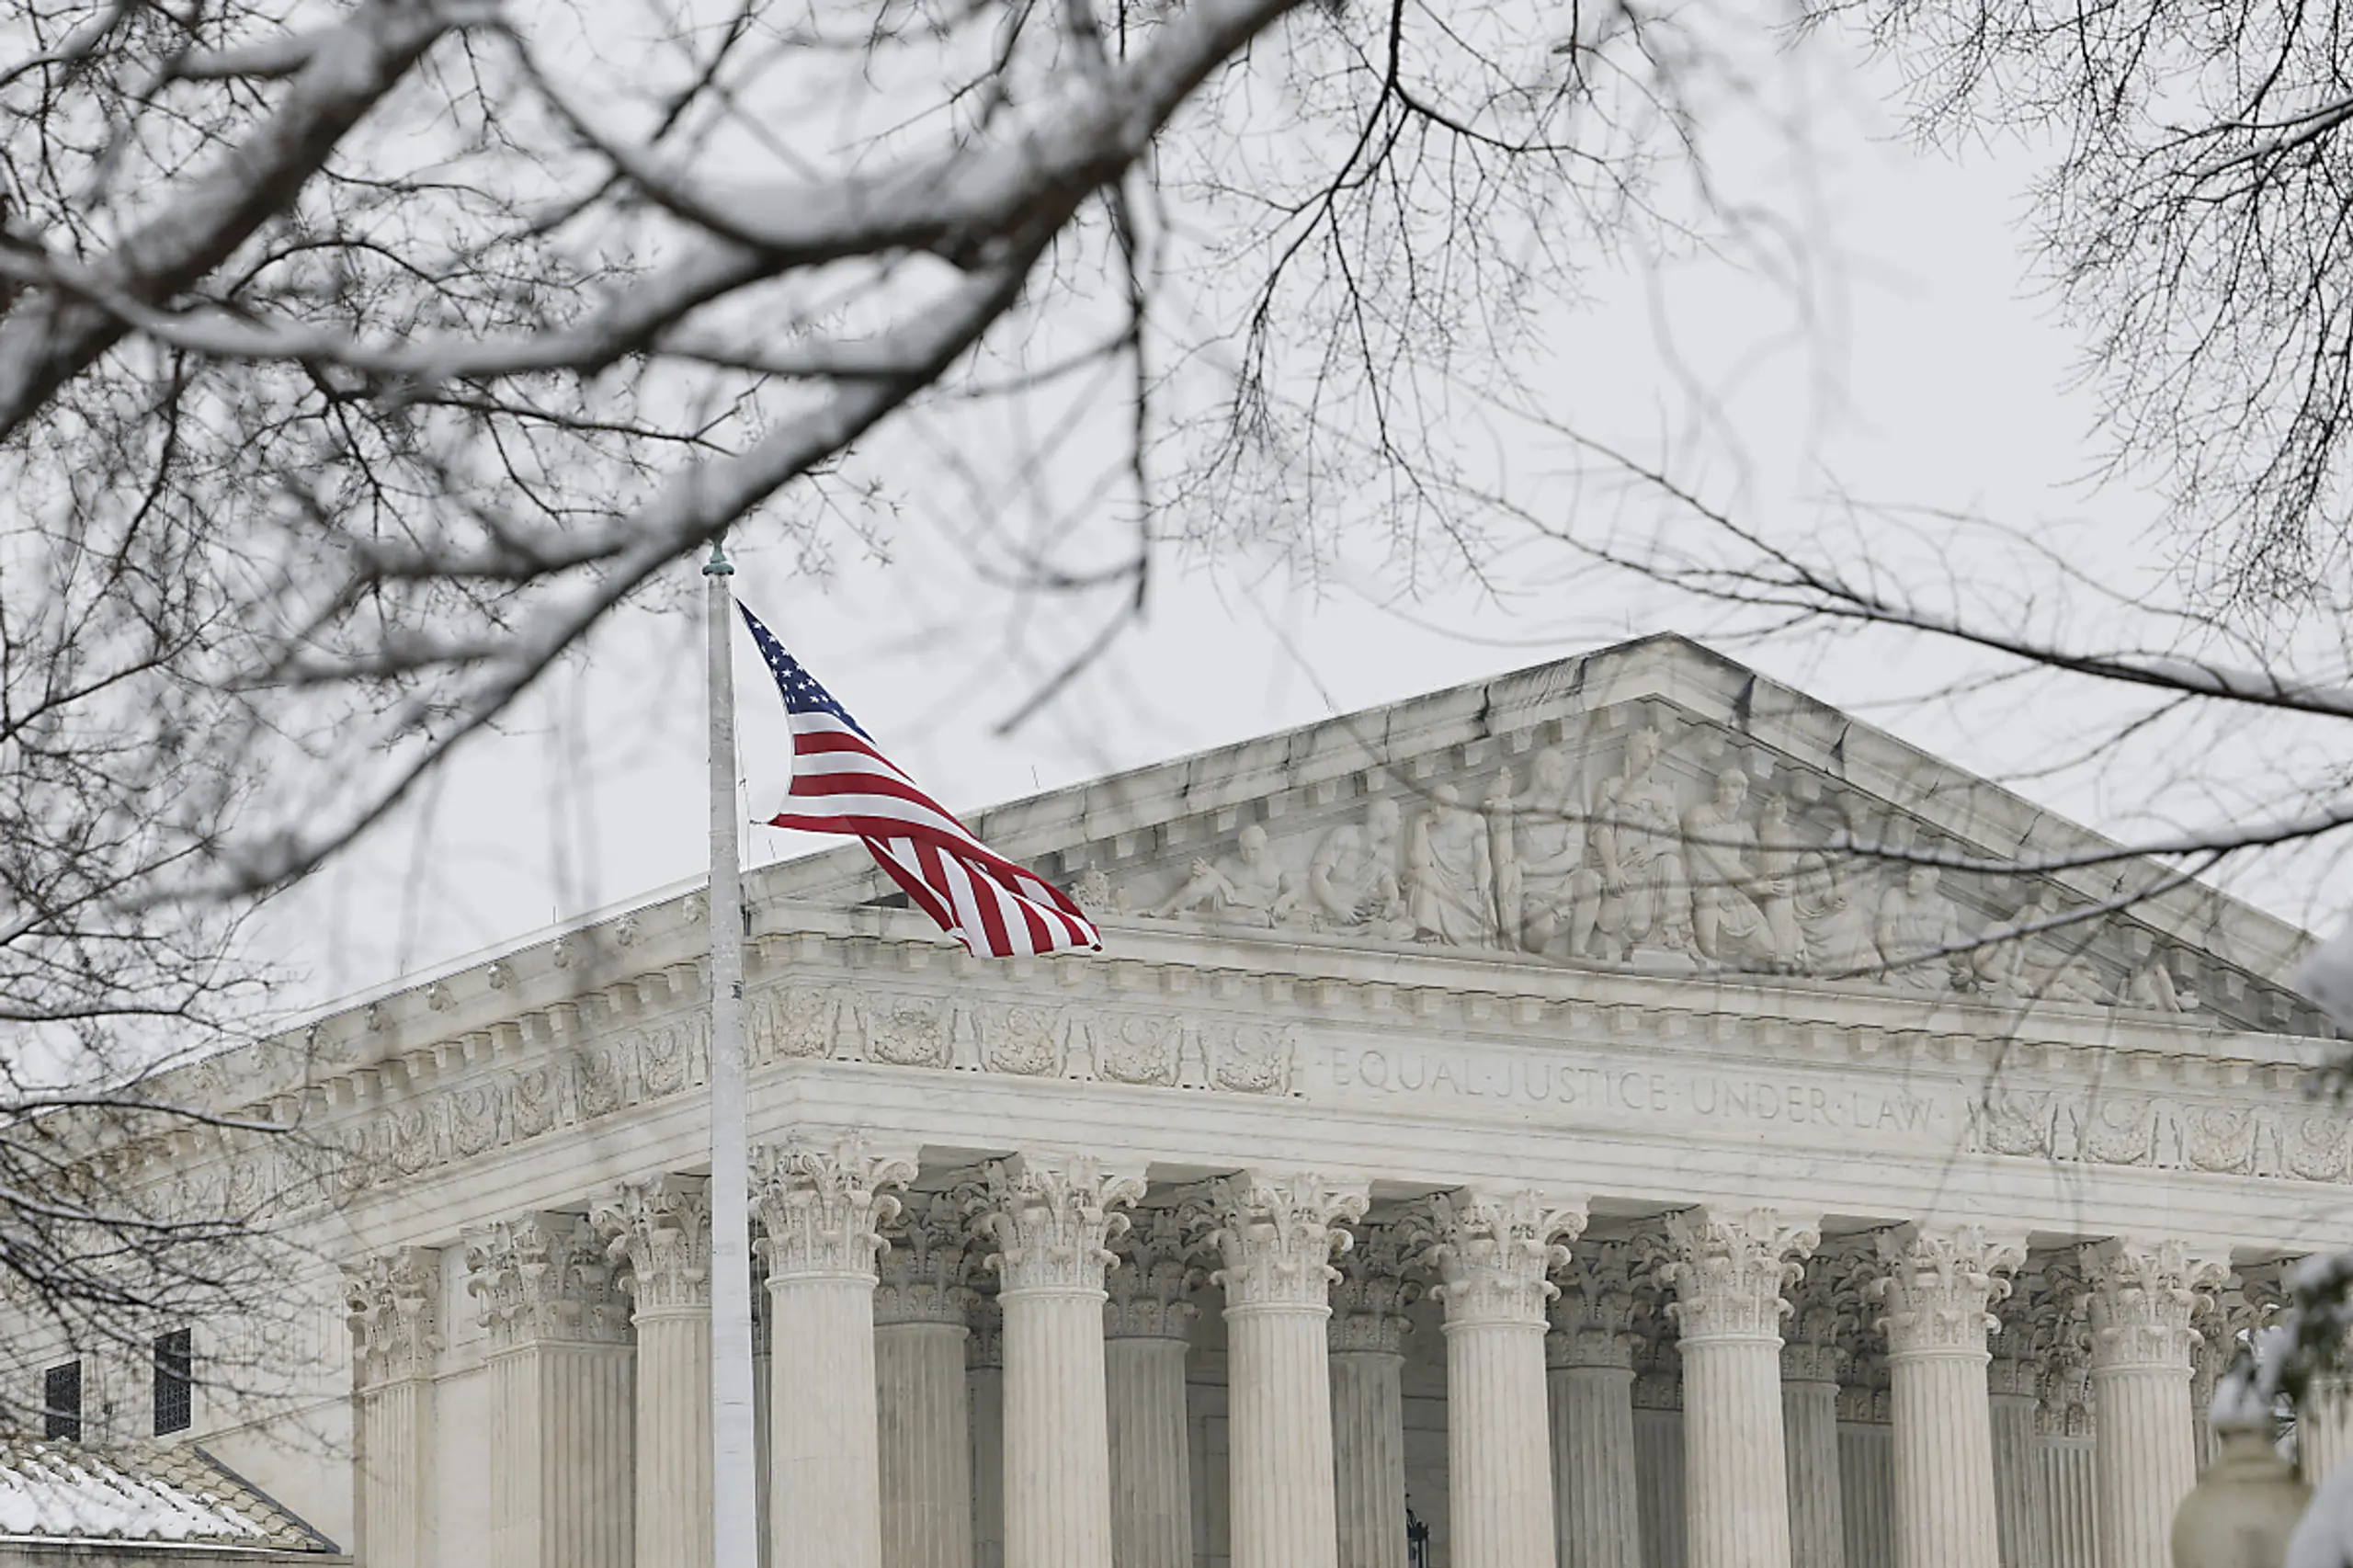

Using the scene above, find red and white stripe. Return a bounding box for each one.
[768,708,1100,958]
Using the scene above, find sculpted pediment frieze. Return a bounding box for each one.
[1071,703,2223,1023]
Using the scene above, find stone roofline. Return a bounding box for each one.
[109,631,2331,1143]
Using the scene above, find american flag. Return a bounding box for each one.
[739,604,1101,958]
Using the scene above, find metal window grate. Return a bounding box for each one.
[153,1328,192,1436]
[42,1360,81,1441]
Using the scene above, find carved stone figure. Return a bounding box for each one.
[1407,785,1495,946]
[1305,798,1414,938]
[1971,889,2112,1005]
[1486,749,1602,958]
[1069,869,1123,915]
[1592,727,1694,962]
[1750,794,1807,970]
[1679,769,1799,971]
[1145,824,1298,926]
[1793,851,1879,977]
[1873,866,1968,991]
[2127,953,2196,1012]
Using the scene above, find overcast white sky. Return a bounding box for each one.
[260,21,2285,1013]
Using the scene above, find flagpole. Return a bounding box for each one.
[704,540,759,1568]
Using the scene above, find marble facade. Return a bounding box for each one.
[10,634,2349,1568]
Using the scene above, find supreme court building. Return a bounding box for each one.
[9,632,2352,1568]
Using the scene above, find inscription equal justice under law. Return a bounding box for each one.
[1316,1040,1943,1137]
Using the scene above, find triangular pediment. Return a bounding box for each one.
[751,633,2322,1034]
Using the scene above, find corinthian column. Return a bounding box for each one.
[1876,1225,2023,1568]
[2191,1267,2285,1476]
[464,1213,635,1568]
[1421,1187,1586,1568]
[1204,1167,1374,1562]
[595,1176,714,1568]
[968,1292,1006,1568]
[1203,1174,1369,1568]
[1330,1224,1418,1568]
[975,1155,1144,1568]
[345,1246,442,1568]
[874,1193,977,1568]
[1987,1349,2050,1568]
[1663,1207,1820,1568]
[1104,1210,1199,1568]
[1549,1239,1644,1568]
[752,1136,915,1568]
[2082,1238,2224,1568]
[1779,1248,1852,1568]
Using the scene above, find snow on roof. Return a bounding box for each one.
[0,1439,335,1551]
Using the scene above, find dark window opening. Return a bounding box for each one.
[153,1328,192,1436]
[42,1360,80,1441]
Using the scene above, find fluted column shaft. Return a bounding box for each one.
[1553,1360,1642,1568]
[968,1297,1006,1568]
[1331,1221,1417,1568]
[597,1177,715,1568]
[633,1311,712,1568]
[1989,1357,2052,1568]
[1424,1188,1586,1568]
[2306,1377,2353,1483]
[1107,1337,1193,1567]
[2084,1239,2222,1568]
[1206,1174,1368,1568]
[1879,1228,2021,1568]
[981,1157,1143,1568]
[346,1247,441,1568]
[1779,1359,1843,1568]
[1550,1240,1644,1568]
[465,1215,635,1568]
[878,1324,976,1568]
[1333,1345,1409,1568]
[1106,1211,1199,1568]
[754,1139,915,1568]
[1665,1208,1820,1568]
[875,1196,979,1568]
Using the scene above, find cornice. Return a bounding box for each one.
[69,896,2353,1222]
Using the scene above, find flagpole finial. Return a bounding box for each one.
[702,539,734,577]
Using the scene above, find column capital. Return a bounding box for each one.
[1105,1209,1202,1340]
[1547,1238,1647,1370]
[346,1245,444,1387]
[594,1175,712,1317]
[875,1190,977,1327]
[1331,1221,1423,1356]
[1780,1244,1869,1385]
[464,1211,631,1348]
[2081,1237,2228,1372]
[967,1290,1006,1369]
[1199,1171,1369,1312]
[2191,1262,2287,1410]
[1874,1223,2026,1361]
[751,1133,915,1283]
[1659,1206,1818,1345]
[973,1153,1144,1297]
[2010,1254,2094,1436]
[1415,1187,1586,1328]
